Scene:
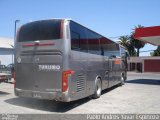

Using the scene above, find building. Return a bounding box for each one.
[0,37,14,65]
[128,57,160,72]
[129,26,160,72]
[135,26,160,46]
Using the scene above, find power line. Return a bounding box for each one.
[108,35,129,39]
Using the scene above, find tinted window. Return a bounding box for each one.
[0,65,6,69]
[120,46,126,58]
[71,31,80,50]
[70,21,88,52]
[18,20,61,42]
[70,21,120,56]
[100,37,120,57]
[86,29,100,55]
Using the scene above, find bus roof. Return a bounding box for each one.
[20,18,122,48]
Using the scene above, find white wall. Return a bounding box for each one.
[0,55,13,65]
[0,37,14,65]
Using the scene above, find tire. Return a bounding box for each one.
[120,73,125,86]
[124,72,127,81]
[92,78,102,99]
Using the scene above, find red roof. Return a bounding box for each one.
[134,26,160,46]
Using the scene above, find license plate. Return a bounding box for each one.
[0,76,6,79]
[33,93,42,98]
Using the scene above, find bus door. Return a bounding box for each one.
[113,57,121,85]
[104,57,109,88]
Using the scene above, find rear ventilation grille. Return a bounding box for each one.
[76,75,85,92]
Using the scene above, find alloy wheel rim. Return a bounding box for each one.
[96,80,101,95]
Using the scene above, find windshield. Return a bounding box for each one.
[0,65,6,69]
[18,20,61,42]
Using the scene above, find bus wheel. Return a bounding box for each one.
[92,78,102,99]
[120,73,125,86]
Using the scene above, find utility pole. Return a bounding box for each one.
[13,20,20,64]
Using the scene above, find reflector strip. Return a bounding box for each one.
[115,59,121,64]
[22,43,54,47]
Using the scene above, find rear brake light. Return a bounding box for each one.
[62,70,75,92]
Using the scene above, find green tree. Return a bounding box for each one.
[119,35,130,48]
[119,35,136,56]
[152,46,160,56]
[130,25,146,57]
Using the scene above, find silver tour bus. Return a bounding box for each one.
[14,19,128,102]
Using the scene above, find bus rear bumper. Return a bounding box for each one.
[15,88,71,102]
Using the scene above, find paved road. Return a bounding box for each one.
[0,72,160,114]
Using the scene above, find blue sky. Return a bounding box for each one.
[0,0,160,56]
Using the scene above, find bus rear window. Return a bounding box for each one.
[18,20,61,42]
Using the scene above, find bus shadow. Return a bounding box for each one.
[102,85,119,95]
[126,79,160,85]
[5,97,91,113]
[5,79,160,112]
[5,86,119,113]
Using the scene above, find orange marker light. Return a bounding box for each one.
[115,59,121,64]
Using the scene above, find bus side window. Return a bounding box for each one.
[70,21,88,53]
[87,29,100,55]
[79,27,88,53]
[71,31,80,50]
[120,46,126,59]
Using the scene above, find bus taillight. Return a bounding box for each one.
[62,70,75,92]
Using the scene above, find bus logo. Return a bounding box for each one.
[17,57,21,63]
[38,65,60,71]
